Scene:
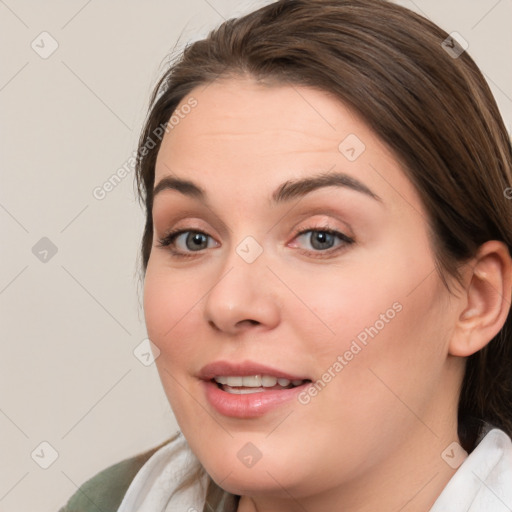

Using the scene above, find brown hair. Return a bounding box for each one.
[135,0,512,504]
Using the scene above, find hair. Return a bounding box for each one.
[134,0,512,505]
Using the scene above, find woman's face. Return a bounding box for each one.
[144,78,464,502]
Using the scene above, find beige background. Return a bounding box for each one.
[0,1,510,511]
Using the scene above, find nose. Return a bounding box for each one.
[203,243,281,335]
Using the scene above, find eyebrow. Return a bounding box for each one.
[153,171,382,204]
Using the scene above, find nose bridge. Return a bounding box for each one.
[202,233,280,333]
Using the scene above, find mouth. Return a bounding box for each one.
[212,375,312,394]
[199,360,313,417]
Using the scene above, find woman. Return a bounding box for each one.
[59,0,512,510]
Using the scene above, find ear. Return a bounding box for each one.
[449,240,512,357]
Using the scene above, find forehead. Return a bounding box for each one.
[156,78,366,166]
[153,77,421,216]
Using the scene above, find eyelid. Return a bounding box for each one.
[152,207,231,239]
[292,225,353,243]
[287,213,354,241]
[156,218,216,240]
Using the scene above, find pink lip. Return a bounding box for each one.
[202,380,311,418]
[198,360,309,381]
[199,360,312,418]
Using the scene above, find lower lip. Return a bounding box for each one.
[202,380,310,418]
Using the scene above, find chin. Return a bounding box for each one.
[209,467,300,498]
[197,444,313,497]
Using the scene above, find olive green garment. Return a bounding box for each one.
[57,437,173,512]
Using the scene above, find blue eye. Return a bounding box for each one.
[178,232,210,251]
[156,226,354,259]
[292,228,354,254]
[157,229,218,255]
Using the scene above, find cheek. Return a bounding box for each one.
[144,259,195,335]
[279,251,408,362]
[296,236,449,405]
[143,265,206,424]
[143,264,203,365]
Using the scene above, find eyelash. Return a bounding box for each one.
[156,224,355,260]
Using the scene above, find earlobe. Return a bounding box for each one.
[449,240,512,357]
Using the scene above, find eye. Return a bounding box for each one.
[157,229,219,257]
[290,226,354,256]
[156,225,354,260]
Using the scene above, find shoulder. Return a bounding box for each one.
[57,435,178,512]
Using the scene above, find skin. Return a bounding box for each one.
[143,77,512,511]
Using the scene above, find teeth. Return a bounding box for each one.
[242,375,262,387]
[223,387,264,394]
[213,375,306,388]
[226,376,243,386]
[261,375,278,387]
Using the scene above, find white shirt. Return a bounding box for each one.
[117,427,512,512]
[430,427,512,511]
[116,431,210,512]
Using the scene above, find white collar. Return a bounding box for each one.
[429,428,512,511]
[116,431,209,512]
[117,428,512,512]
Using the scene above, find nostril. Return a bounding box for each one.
[208,320,221,331]
[237,319,260,327]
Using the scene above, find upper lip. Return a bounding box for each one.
[198,360,310,381]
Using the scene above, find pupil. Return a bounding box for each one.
[311,231,334,250]
[187,232,207,251]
